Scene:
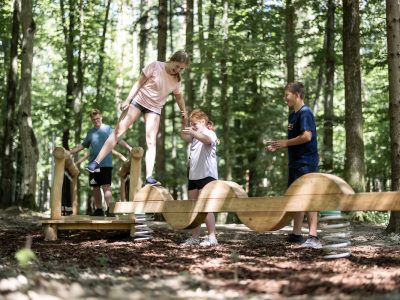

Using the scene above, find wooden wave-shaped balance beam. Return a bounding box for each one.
[110,173,400,232]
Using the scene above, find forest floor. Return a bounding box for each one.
[1,207,400,300]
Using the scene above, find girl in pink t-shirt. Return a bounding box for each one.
[87,50,189,185]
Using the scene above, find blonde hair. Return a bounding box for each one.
[189,109,215,131]
[89,108,101,118]
[168,50,190,82]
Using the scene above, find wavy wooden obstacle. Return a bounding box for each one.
[41,146,144,241]
[111,163,400,232]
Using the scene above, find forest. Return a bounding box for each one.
[2,1,400,299]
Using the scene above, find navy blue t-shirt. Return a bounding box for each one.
[287,105,319,168]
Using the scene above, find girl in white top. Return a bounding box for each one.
[86,51,189,185]
[180,109,218,247]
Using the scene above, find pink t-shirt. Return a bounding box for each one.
[133,61,181,114]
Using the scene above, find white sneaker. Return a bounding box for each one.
[181,237,200,246]
[301,236,322,249]
[200,236,218,247]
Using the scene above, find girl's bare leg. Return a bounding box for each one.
[144,113,161,178]
[188,189,201,238]
[94,106,142,163]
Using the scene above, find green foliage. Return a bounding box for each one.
[15,248,36,268]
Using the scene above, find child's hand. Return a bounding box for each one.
[182,126,194,136]
[265,145,276,152]
[119,100,130,111]
[265,140,286,152]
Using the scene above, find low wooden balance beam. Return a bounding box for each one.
[41,146,144,241]
[110,173,400,232]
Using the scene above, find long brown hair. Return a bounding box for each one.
[168,50,190,82]
[189,109,215,131]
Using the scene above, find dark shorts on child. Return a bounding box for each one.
[89,167,112,187]
[288,164,318,187]
[130,100,160,116]
[188,176,216,190]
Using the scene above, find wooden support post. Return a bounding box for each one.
[118,159,131,201]
[43,224,58,241]
[65,155,79,215]
[50,147,68,220]
[129,147,144,201]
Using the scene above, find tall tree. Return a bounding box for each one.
[95,0,111,104]
[220,0,231,180]
[18,0,38,208]
[184,0,194,111]
[60,0,76,149]
[343,0,365,192]
[204,0,216,116]
[0,0,20,207]
[285,0,295,83]
[156,0,167,181]
[323,0,335,171]
[385,0,400,233]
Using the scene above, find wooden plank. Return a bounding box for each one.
[56,223,132,231]
[110,192,400,213]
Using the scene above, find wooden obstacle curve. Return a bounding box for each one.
[41,146,144,241]
[110,173,400,232]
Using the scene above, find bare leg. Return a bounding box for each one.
[292,212,305,235]
[102,184,112,208]
[188,189,201,238]
[307,211,318,236]
[92,187,102,209]
[143,113,161,178]
[204,213,217,237]
[94,106,142,164]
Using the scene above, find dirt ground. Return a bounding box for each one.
[1,207,400,300]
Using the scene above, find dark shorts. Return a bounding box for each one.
[89,167,112,187]
[188,176,216,191]
[130,100,160,116]
[288,164,318,187]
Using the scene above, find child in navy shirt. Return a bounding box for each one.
[266,82,321,249]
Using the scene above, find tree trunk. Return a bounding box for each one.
[0,0,20,208]
[343,0,365,192]
[156,0,167,181]
[184,0,194,111]
[385,0,400,233]
[18,0,38,209]
[323,0,335,172]
[95,0,111,104]
[204,0,216,116]
[285,0,295,83]
[220,0,231,180]
[138,0,149,148]
[60,0,76,149]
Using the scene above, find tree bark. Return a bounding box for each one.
[385,0,400,233]
[95,0,111,104]
[204,0,216,116]
[323,0,335,172]
[184,0,194,111]
[156,0,167,181]
[60,0,76,149]
[18,0,38,209]
[285,0,295,83]
[343,0,365,192]
[0,0,20,208]
[220,0,231,180]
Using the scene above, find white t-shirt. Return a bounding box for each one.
[188,128,218,180]
[134,61,181,114]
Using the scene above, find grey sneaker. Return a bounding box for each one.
[200,236,218,247]
[181,237,200,246]
[301,236,322,249]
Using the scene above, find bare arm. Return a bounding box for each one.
[181,127,213,145]
[119,73,148,111]
[265,131,312,152]
[117,139,132,152]
[75,152,90,165]
[174,92,188,121]
[70,144,84,154]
